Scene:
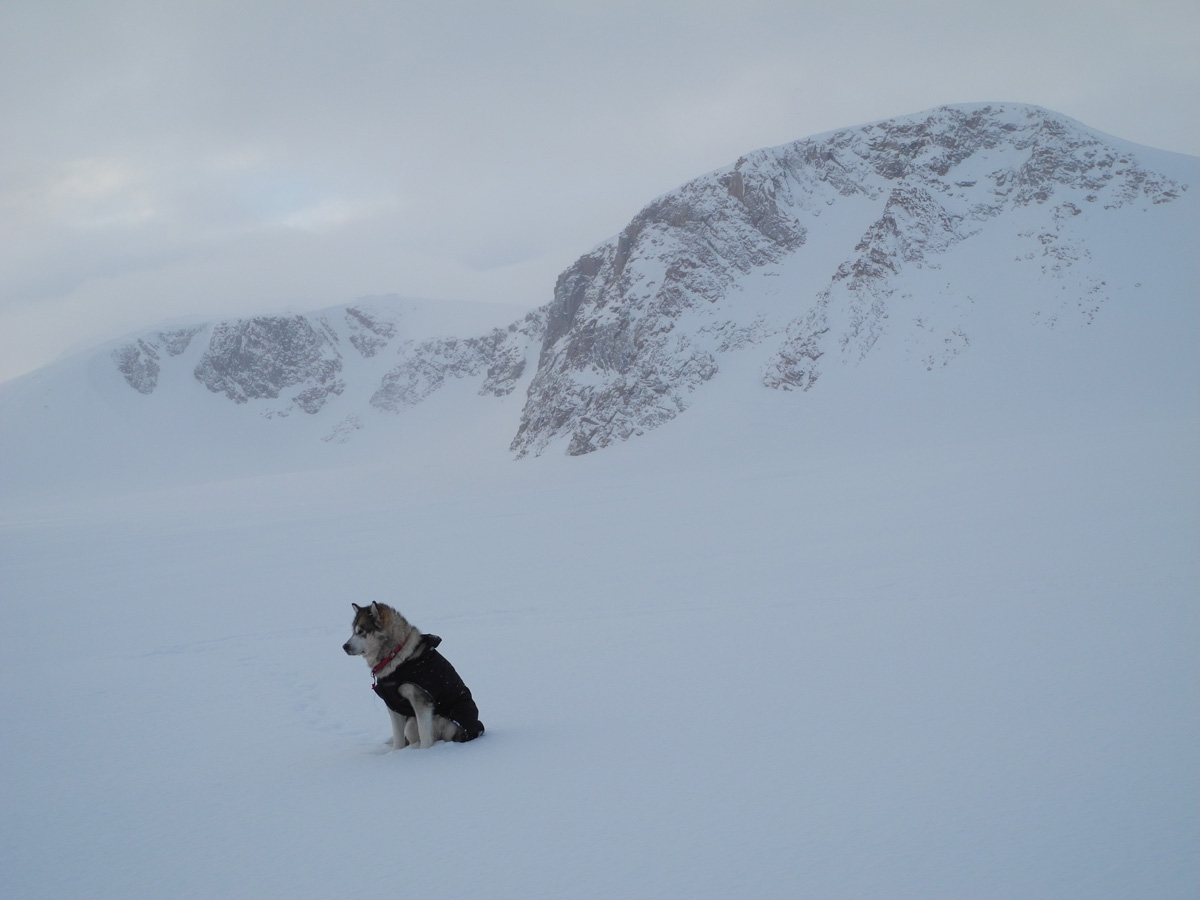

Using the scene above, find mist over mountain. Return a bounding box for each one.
[2,102,1196,499]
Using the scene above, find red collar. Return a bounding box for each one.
[371,633,412,678]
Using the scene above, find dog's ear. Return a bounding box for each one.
[352,602,364,612]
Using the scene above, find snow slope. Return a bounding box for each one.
[1,105,1197,898]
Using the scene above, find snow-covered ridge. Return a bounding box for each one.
[8,102,1197,474]
[516,103,1189,454]
[104,298,545,424]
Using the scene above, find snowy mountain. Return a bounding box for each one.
[514,102,1192,455]
[2,103,1194,497]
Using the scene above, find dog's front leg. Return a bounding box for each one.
[399,684,436,748]
[387,708,410,750]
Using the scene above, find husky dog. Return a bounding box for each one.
[343,602,484,750]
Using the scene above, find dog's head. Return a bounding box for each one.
[342,601,393,657]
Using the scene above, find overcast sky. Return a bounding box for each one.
[2,0,1197,382]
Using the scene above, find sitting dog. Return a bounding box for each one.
[343,602,484,750]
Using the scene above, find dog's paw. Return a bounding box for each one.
[370,737,405,754]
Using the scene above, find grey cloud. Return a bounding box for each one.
[1,0,1196,381]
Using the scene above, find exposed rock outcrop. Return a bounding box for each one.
[111,326,205,394]
[370,314,543,412]
[511,151,807,457]
[194,316,344,412]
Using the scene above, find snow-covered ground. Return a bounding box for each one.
[2,305,1197,899]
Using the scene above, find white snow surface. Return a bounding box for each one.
[2,113,1198,897]
[3,346,1197,898]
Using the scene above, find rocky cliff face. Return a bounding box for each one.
[108,299,545,439]
[513,103,1187,455]
[510,154,807,457]
[194,316,345,413]
[758,105,1183,387]
[103,103,1190,456]
[370,314,544,413]
[111,326,205,395]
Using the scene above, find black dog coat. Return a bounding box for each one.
[372,635,485,742]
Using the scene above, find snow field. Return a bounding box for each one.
[2,391,1196,898]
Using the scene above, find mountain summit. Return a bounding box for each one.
[2,103,1195,496]
[513,102,1189,455]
